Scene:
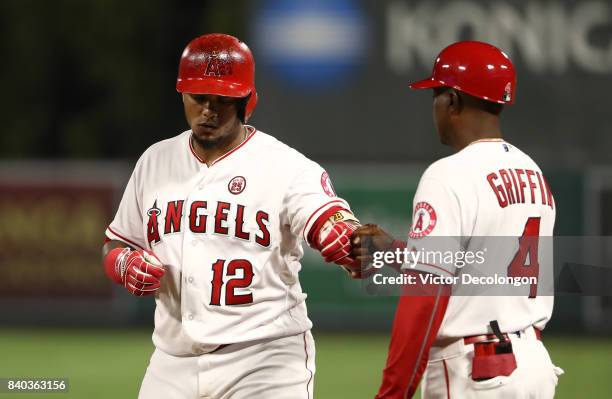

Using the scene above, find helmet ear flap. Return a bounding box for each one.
[236,92,259,123]
[244,91,258,122]
[237,95,250,123]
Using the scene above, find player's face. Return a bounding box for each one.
[183,93,242,148]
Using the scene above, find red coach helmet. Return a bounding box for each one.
[176,33,258,121]
[410,41,516,104]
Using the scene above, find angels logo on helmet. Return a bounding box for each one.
[204,50,233,77]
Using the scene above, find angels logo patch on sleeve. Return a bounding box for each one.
[320,171,336,197]
[409,201,437,238]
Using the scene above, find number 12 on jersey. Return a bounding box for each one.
[507,217,541,298]
[210,259,254,306]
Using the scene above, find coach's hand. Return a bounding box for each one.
[351,224,396,265]
[103,248,165,296]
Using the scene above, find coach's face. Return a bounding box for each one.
[183,93,242,148]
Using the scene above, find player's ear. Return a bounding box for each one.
[433,88,451,112]
[448,90,463,115]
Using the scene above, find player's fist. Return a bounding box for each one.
[103,247,165,296]
[318,220,360,267]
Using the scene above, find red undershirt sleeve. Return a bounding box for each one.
[375,270,451,399]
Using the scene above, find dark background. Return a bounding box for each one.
[2,0,611,166]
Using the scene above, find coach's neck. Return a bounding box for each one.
[449,108,503,152]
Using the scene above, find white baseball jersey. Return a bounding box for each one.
[106,126,349,355]
[407,139,555,338]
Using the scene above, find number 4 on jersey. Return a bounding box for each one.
[507,217,541,298]
[210,259,254,306]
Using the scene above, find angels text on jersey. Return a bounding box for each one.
[146,199,271,248]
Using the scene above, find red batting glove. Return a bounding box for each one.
[318,220,360,267]
[103,247,165,296]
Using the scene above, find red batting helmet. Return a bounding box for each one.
[176,33,258,121]
[409,41,516,105]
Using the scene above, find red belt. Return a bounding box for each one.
[464,327,542,345]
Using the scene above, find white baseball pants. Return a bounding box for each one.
[138,331,315,399]
[421,326,563,399]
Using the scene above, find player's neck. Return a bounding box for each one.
[192,125,248,166]
[451,114,502,152]
[453,131,502,151]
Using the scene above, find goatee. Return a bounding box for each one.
[192,133,223,149]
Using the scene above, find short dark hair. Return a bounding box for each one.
[477,97,504,115]
[435,87,504,115]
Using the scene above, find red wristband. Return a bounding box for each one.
[103,247,129,285]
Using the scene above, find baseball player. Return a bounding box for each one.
[101,33,360,399]
[352,41,563,398]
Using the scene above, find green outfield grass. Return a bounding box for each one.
[0,329,610,398]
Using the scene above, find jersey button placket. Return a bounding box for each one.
[182,190,200,326]
[183,171,212,325]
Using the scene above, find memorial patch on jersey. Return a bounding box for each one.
[409,201,437,239]
[321,171,336,197]
[228,176,246,195]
